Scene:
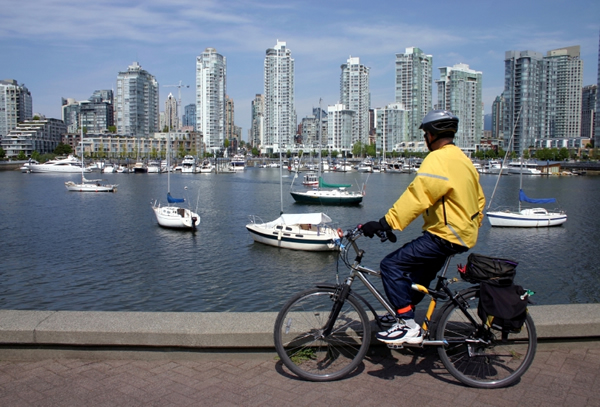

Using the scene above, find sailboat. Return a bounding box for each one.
[65,129,118,192]
[151,131,200,230]
[485,108,567,227]
[289,101,365,205]
[245,151,340,251]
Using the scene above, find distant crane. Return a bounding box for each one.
[163,81,190,128]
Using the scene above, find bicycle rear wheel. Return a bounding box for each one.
[436,288,537,388]
[274,287,371,381]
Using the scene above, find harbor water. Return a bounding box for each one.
[1,168,599,312]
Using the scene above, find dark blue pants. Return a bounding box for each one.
[380,232,468,319]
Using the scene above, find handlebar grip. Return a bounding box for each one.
[375,230,397,243]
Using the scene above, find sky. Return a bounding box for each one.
[1,0,599,140]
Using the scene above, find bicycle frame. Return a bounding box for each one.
[333,231,481,347]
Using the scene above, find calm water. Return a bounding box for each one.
[1,168,599,312]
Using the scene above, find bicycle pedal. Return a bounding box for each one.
[386,343,404,350]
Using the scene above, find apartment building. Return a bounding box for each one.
[115,62,159,138]
[263,40,296,154]
[436,63,483,153]
[395,47,432,143]
[0,79,33,139]
[340,56,370,147]
[196,48,227,154]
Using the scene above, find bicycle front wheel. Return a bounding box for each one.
[436,288,537,389]
[274,287,371,381]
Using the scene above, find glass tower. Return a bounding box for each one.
[196,48,227,154]
[395,47,432,143]
[340,56,370,148]
[436,63,483,152]
[264,40,296,154]
[115,62,159,137]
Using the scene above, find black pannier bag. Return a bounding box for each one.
[459,253,518,286]
[477,281,529,333]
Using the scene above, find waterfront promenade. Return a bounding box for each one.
[1,304,600,406]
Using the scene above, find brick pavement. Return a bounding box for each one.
[0,341,599,407]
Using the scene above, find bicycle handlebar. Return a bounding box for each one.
[353,225,397,243]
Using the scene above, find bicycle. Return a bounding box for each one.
[273,226,537,388]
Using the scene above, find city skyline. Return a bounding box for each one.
[1,0,599,139]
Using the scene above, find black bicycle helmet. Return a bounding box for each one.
[419,110,459,137]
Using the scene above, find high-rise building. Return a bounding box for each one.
[0,79,32,139]
[436,63,483,152]
[62,90,114,134]
[546,46,583,138]
[225,95,236,150]
[182,104,196,128]
[503,50,544,154]
[264,40,296,154]
[340,56,370,147]
[164,93,178,130]
[395,47,432,143]
[503,47,584,154]
[250,94,264,149]
[374,103,410,154]
[581,85,597,138]
[196,47,226,154]
[115,62,159,137]
[491,96,505,140]
[327,103,354,153]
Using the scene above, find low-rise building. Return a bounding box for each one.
[1,118,66,158]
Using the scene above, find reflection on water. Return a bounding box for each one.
[0,169,599,311]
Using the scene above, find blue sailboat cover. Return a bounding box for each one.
[519,189,555,204]
[167,193,185,203]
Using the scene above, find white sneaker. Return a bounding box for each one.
[376,322,423,344]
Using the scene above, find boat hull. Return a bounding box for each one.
[486,209,567,227]
[290,190,363,205]
[153,206,201,229]
[65,182,117,192]
[245,223,338,251]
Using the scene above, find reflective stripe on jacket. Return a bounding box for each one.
[384,144,485,248]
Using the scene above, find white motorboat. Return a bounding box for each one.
[152,132,200,230]
[302,172,319,186]
[507,160,542,175]
[20,159,39,173]
[181,155,196,173]
[246,213,340,251]
[65,136,118,192]
[29,155,89,173]
[357,159,373,173]
[133,161,148,173]
[102,163,117,173]
[199,159,214,173]
[228,154,246,172]
[147,161,161,173]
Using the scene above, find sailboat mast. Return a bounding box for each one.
[318,99,322,180]
[167,130,171,194]
[279,150,283,215]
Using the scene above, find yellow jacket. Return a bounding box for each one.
[384,144,485,248]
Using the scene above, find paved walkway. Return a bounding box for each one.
[1,341,599,406]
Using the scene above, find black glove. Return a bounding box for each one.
[361,217,391,238]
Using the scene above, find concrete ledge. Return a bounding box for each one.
[0,304,599,349]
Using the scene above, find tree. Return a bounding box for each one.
[0,147,5,160]
[17,151,26,160]
[54,142,73,155]
[108,125,117,134]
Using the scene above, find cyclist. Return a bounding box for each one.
[361,110,485,345]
